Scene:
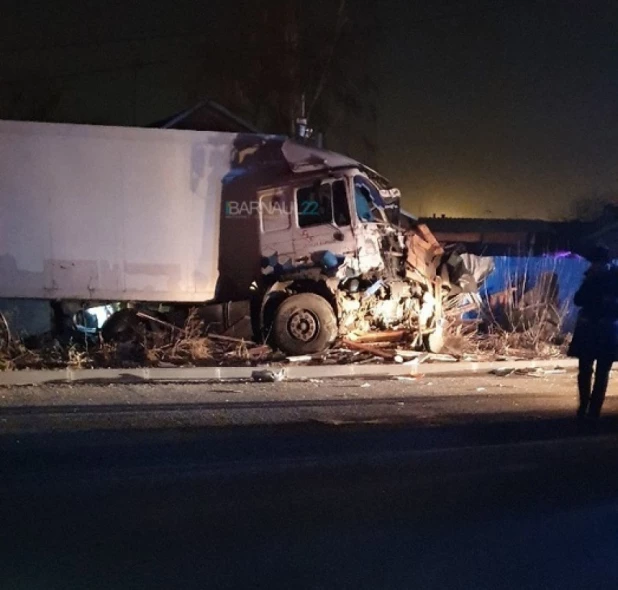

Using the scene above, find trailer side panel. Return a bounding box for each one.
[0,121,234,302]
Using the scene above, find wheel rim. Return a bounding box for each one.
[287,309,320,343]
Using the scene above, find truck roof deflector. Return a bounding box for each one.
[281,139,360,174]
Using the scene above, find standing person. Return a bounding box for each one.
[568,245,618,419]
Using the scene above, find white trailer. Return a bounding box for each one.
[0,120,228,302]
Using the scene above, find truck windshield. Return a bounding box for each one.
[354,176,387,223]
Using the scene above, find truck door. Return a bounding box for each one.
[291,178,356,270]
[258,187,297,276]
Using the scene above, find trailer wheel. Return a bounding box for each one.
[101,309,142,342]
[273,293,337,355]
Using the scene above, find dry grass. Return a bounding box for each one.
[0,308,273,371]
[139,309,214,366]
[1,256,577,372]
[443,256,573,359]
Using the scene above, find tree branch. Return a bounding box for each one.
[307,0,347,118]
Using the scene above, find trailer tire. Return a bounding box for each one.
[101,308,169,343]
[273,293,337,355]
[101,309,142,342]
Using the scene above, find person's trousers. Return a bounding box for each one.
[578,354,614,417]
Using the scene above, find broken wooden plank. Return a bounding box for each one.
[246,345,272,358]
[342,339,396,359]
[206,333,257,346]
[354,330,407,344]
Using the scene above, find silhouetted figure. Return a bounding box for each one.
[568,246,618,419]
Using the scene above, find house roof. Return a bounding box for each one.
[148,100,259,133]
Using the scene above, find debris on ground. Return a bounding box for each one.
[251,369,286,383]
[350,330,407,344]
[519,367,568,377]
[0,248,577,373]
[0,309,278,371]
[395,350,423,360]
[490,367,517,377]
[401,359,421,367]
[286,355,314,363]
[490,366,568,378]
[425,353,458,363]
[341,339,396,360]
[435,246,587,368]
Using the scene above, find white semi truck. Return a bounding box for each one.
[0,120,447,355]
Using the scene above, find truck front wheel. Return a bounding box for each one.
[273,293,337,356]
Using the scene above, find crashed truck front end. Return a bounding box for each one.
[330,175,446,352]
[260,140,447,355]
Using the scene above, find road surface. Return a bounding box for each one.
[0,371,608,432]
[3,373,618,589]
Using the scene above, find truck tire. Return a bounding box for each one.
[273,293,337,355]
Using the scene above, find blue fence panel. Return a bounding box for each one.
[476,255,589,333]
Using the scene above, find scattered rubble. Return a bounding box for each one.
[286,355,314,363]
[490,366,568,377]
[0,249,577,372]
[251,369,286,383]
[0,309,277,371]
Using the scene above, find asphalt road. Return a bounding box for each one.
[0,372,604,433]
[3,373,618,589]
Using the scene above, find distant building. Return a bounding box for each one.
[416,216,589,256]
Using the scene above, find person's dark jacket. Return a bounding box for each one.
[568,263,618,360]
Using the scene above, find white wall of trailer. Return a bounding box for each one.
[0,121,233,302]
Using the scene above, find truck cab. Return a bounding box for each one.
[245,140,440,355]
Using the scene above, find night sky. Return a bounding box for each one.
[2,0,618,220]
[378,0,618,219]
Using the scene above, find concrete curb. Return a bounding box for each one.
[0,358,577,386]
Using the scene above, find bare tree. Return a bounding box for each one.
[190,0,377,159]
[571,191,618,222]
